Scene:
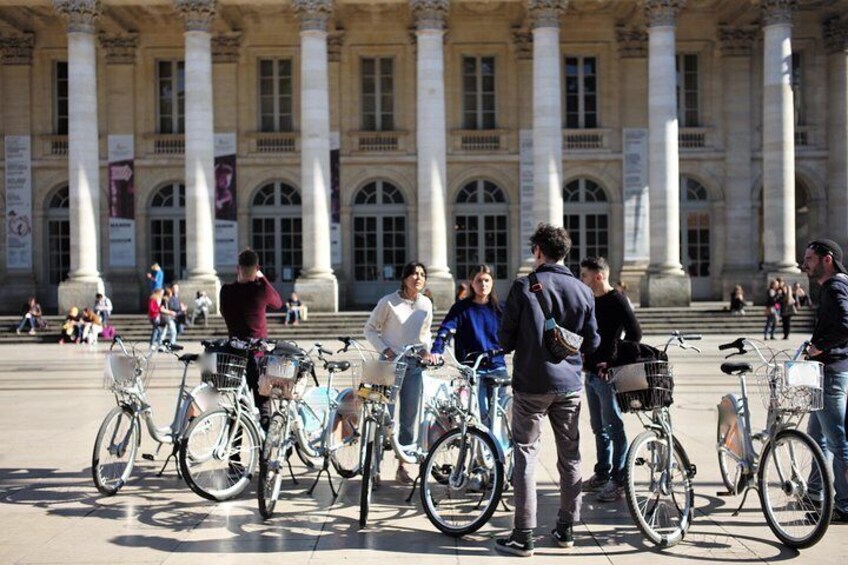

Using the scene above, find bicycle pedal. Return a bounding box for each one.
[687,464,697,478]
[141,453,155,461]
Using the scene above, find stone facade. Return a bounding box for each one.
[0,0,846,311]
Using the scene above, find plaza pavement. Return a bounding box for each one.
[0,334,846,565]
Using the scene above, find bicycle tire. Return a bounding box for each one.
[717,423,741,495]
[359,420,376,528]
[624,430,694,547]
[179,407,260,502]
[757,428,833,549]
[500,395,514,487]
[258,414,285,519]
[92,405,139,496]
[420,426,504,536]
[329,395,363,478]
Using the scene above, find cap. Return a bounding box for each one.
[807,239,848,274]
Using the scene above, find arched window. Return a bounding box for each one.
[45,185,70,286]
[250,182,302,285]
[352,181,407,285]
[562,178,610,275]
[680,177,710,286]
[454,180,509,281]
[149,183,185,283]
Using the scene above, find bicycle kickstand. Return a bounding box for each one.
[732,486,757,517]
[286,454,299,485]
[307,458,338,498]
[156,449,178,478]
[404,474,420,503]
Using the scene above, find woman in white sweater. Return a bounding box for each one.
[364,261,433,485]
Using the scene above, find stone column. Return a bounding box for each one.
[641,0,690,307]
[174,0,221,308]
[761,0,798,273]
[825,17,848,251]
[411,0,454,307]
[719,26,760,298]
[293,0,338,312]
[54,0,106,312]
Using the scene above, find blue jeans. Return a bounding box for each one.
[398,363,423,446]
[585,371,628,484]
[477,368,508,432]
[806,369,848,513]
[162,318,178,345]
[285,308,300,324]
[17,315,36,332]
[763,310,778,339]
[149,320,163,346]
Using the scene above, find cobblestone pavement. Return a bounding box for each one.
[1,335,846,564]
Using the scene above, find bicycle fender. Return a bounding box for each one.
[471,423,506,465]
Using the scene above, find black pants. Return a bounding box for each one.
[781,315,792,339]
[245,354,272,432]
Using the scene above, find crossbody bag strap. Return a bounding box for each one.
[528,272,555,320]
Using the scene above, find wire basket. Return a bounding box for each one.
[357,359,407,404]
[200,351,248,391]
[103,353,149,392]
[756,360,824,415]
[608,361,674,413]
[258,355,306,400]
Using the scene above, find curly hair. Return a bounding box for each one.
[530,223,572,262]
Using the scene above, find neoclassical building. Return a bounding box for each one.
[0,0,846,312]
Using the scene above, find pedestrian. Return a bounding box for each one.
[763,279,780,340]
[495,224,600,556]
[191,290,213,326]
[431,264,507,431]
[159,287,179,346]
[16,296,43,335]
[60,306,82,344]
[793,282,810,308]
[285,292,303,325]
[169,283,188,335]
[579,256,642,503]
[779,280,796,340]
[147,262,164,292]
[800,239,848,523]
[364,261,433,486]
[730,285,747,315]
[220,248,283,431]
[93,292,113,327]
[148,288,165,347]
[81,307,103,345]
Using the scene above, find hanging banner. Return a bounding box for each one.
[214,133,238,267]
[330,131,342,266]
[519,129,534,248]
[108,135,136,268]
[623,128,650,262]
[5,136,33,270]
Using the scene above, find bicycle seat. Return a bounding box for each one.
[720,362,752,375]
[326,361,351,373]
[487,373,512,386]
[179,353,200,363]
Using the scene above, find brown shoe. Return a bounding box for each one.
[395,466,414,485]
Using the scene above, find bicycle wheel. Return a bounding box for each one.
[420,426,504,536]
[359,420,376,528]
[624,430,694,547]
[717,427,742,495]
[329,392,363,478]
[258,414,285,519]
[499,395,514,487]
[179,407,260,501]
[757,428,833,549]
[92,406,139,496]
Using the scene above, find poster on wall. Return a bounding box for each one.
[519,129,534,251]
[108,135,136,268]
[330,131,341,266]
[214,133,238,268]
[622,128,650,262]
[5,136,33,270]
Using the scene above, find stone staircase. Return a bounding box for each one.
[0,302,816,344]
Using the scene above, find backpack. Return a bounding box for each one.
[100,325,116,340]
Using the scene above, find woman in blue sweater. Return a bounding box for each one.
[431,265,508,430]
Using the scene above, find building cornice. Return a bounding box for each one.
[0,33,35,65]
[823,16,848,54]
[644,0,686,28]
[528,0,567,30]
[294,0,333,33]
[328,29,345,62]
[719,25,758,57]
[410,0,449,32]
[760,0,796,27]
[212,32,241,63]
[100,33,138,64]
[53,0,101,34]
[512,27,533,60]
[174,0,217,33]
[616,26,648,58]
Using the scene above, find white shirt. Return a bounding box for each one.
[364,291,433,355]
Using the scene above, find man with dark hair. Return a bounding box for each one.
[579,256,642,503]
[220,248,283,430]
[801,239,848,522]
[495,223,600,557]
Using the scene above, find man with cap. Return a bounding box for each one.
[801,238,848,522]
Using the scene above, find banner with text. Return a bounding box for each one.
[108,135,136,268]
[4,136,33,270]
[519,129,534,252]
[330,131,341,266]
[214,133,238,268]
[622,128,650,262]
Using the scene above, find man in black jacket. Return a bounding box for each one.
[495,224,600,557]
[801,239,848,522]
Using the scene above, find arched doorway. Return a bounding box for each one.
[44,185,70,310]
[562,178,610,276]
[680,176,711,299]
[250,181,303,298]
[148,183,185,284]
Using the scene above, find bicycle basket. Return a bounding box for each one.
[357,359,407,403]
[258,355,306,400]
[608,361,674,413]
[759,360,824,415]
[200,351,248,391]
[103,353,142,392]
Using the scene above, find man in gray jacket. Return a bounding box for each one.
[495,224,600,557]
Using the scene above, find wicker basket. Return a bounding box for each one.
[758,360,824,415]
[357,359,407,403]
[258,355,306,399]
[608,361,674,413]
[200,351,248,391]
[103,353,142,392]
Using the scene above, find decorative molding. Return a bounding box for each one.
[99,33,138,64]
[718,25,758,57]
[644,0,686,28]
[410,0,449,31]
[173,0,216,32]
[512,27,533,60]
[528,0,567,29]
[615,25,648,58]
[212,32,241,63]
[823,16,848,54]
[293,0,333,32]
[0,33,35,65]
[760,0,796,27]
[53,0,101,34]
[327,30,345,62]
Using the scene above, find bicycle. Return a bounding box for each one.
[92,336,209,495]
[716,337,832,548]
[607,331,701,547]
[419,331,513,536]
[257,341,359,518]
[178,337,276,502]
